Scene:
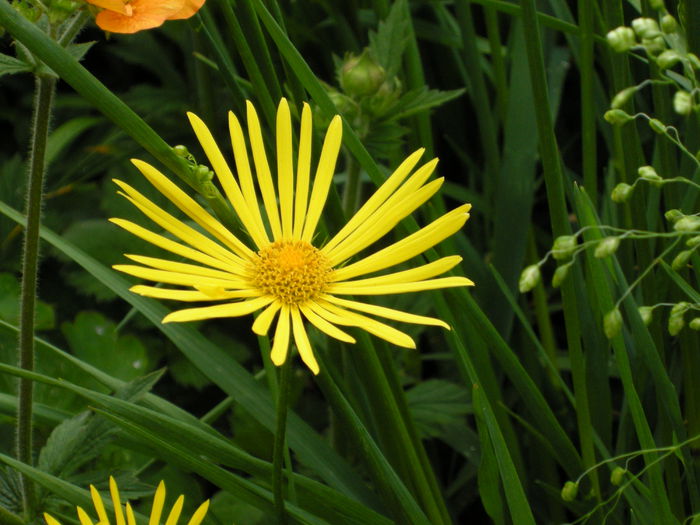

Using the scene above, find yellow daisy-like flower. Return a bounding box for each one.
[111,99,473,374]
[43,477,209,525]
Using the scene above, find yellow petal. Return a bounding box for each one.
[331,256,462,286]
[109,218,244,275]
[129,285,259,302]
[149,481,166,525]
[326,176,444,265]
[252,301,282,336]
[131,159,256,260]
[125,503,137,525]
[300,303,356,343]
[276,99,294,238]
[109,476,126,525]
[291,307,320,374]
[321,295,449,329]
[113,179,246,268]
[332,204,471,281]
[123,254,244,282]
[187,112,269,249]
[164,495,184,525]
[328,277,474,295]
[301,115,343,242]
[293,103,313,239]
[43,513,63,525]
[163,296,273,323]
[77,507,95,525]
[271,305,290,365]
[186,500,210,525]
[90,485,109,524]
[322,148,425,253]
[246,100,282,239]
[113,264,247,289]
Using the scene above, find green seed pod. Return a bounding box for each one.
[638,165,663,186]
[604,109,634,126]
[611,182,633,203]
[656,49,682,70]
[552,235,577,260]
[674,216,700,232]
[674,90,693,115]
[519,265,541,293]
[632,18,661,39]
[611,87,637,109]
[649,118,667,134]
[689,318,700,331]
[668,302,690,336]
[606,26,637,52]
[661,14,678,34]
[339,50,386,99]
[665,209,684,223]
[610,466,627,486]
[638,306,654,326]
[594,237,621,258]
[686,235,700,247]
[561,481,579,502]
[604,308,623,339]
[672,249,693,270]
[551,264,570,288]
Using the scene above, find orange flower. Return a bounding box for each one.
[86,0,205,33]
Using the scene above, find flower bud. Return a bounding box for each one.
[638,165,663,186]
[610,466,627,486]
[173,145,191,158]
[604,308,623,339]
[606,26,637,52]
[643,36,666,55]
[690,318,700,331]
[686,235,700,247]
[689,53,700,70]
[638,306,654,326]
[595,237,621,258]
[552,264,570,288]
[194,165,213,183]
[604,109,634,126]
[674,90,694,115]
[661,14,678,34]
[561,481,578,502]
[632,18,661,39]
[649,0,665,9]
[611,87,637,109]
[674,216,700,232]
[339,50,386,98]
[665,209,684,223]
[668,302,690,336]
[672,249,693,270]
[611,182,633,203]
[366,77,402,116]
[519,264,541,293]
[656,50,682,70]
[552,235,577,260]
[649,118,667,134]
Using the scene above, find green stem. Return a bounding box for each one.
[342,154,361,216]
[272,356,292,525]
[17,72,56,520]
[0,505,25,525]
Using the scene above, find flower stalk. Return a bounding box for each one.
[272,355,292,525]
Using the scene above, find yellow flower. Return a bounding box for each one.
[43,477,209,525]
[111,99,473,374]
[85,0,205,34]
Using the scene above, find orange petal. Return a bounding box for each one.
[94,0,184,33]
[167,0,206,20]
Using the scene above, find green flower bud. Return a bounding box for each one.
[552,235,577,260]
[595,237,621,258]
[610,466,627,486]
[552,264,570,288]
[607,26,637,52]
[604,109,634,126]
[689,54,700,70]
[366,77,402,116]
[611,182,634,203]
[519,264,541,293]
[194,165,213,183]
[672,249,693,270]
[674,90,694,115]
[604,308,623,339]
[173,145,191,158]
[689,318,700,331]
[638,165,663,186]
[665,209,684,223]
[638,306,654,326]
[656,50,682,69]
[686,235,700,247]
[674,216,700,232]
[561,481,579,502]
[339,50,386,98]
[649,118,667,134]
[669,302,690,336]
[650,0,665,9]
[611,87,637,109]
[632,18,661,39]
[643,35,666,55]
[661,14,678,34]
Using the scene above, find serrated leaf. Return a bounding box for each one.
[406,379,471,438]
[65,41,95,62]
[385,87,465,121]
[0,468,22,515]
[368,0,410,77]
[0,53,32,77]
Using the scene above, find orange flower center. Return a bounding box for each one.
[252,241,331,305]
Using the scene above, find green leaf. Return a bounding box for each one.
[368,0,410,77]
[46,117,102,165]
[0,53,31,77]
[406,379,471,438]
[385,87,465,121]
[0,273,55,330]
[65,41,95,63]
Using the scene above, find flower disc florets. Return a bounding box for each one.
[252,240,332,305]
